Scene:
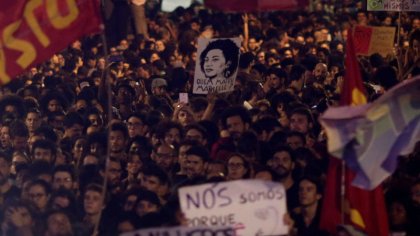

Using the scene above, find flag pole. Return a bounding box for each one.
[341,159,346,224]
[93,3,113,235]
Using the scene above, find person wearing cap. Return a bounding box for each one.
[151,78,168,96]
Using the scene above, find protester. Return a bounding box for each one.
[0,1,419,235]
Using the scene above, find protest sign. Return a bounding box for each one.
[178,179,288,236]
[193,38,241,94]
[121,225,234,236]
[161,0,192,12]
[367,0,420,12]
[353,26,396,57]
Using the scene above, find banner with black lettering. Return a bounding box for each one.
[178,179,288,236]
[193,37,241,94]
[0,0,102,84]
[121,226,234,236]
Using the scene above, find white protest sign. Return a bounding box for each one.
[121,225,234,236]
[367,0,420,11]
[161,0,193,12]
[193,38,241,94]
[178,180,288,236]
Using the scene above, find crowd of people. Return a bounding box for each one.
[0,0,419,235]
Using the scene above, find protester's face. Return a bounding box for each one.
[178,145,190,172]
[142,175,161,193]
[118,221,136,234]
[203,49,227,78]
[154,145,175,171]
[136,200,158,217]
[12,136,27,150]
[10,153,27,175]
[248,38,259,51]
[52,171,73,191]
[269,151,294,178]
[33,147,53,163]
[0,126,11,148]
[178,110,194,127]
[164,128,181,146]
[0,158,10,184]
[227,156,247,180]
[107,161,122,186]
[88,114,102,128]
[109,130,126,153]
[298,180,320,207]
[72,138,86,161]
[314,63,327,78]
[65,124,83,139]
[127,155,142,175]
[226,115,247,138]
[389,202,407,226]
[46,212,72,236]
[127,116,145,138]
[186,154,206,178]
[123,194,138,212]
[286,135,304,150]
[29,184,49,211]
[185,129,205,145]
[25,112,41,133]
[48,99,62,112]
[290,113,310,134]
[84,190,103,215]
[411,184,420,206]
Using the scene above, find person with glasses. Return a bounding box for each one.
[226,153,251,181]
[27,179,51,214]
[151,143,177,173]
[126,112,148,138]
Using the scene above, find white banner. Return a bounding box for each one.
[121,226,234,236]
[367,0,420,11]
[193,38,241,94]
[178,180,288,236]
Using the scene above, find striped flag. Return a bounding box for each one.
[319,28,390,236]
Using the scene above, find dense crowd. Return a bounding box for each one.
[0,0,419,235]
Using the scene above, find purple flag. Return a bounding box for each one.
[320,77,420,190]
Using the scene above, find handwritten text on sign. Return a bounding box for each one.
[120,226,234,236]
[178,180,288,236]
[353,26,396,57]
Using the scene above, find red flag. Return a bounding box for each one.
[0,0,103,84]
[204,0,309,12]
[319,29,389,236]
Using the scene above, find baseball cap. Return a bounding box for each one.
[151,78,168,89]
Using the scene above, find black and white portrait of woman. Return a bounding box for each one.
[193,38,241,94]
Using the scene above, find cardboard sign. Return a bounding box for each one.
[178,180,288,236]
[121,226,234,236]
[367,0,420,12]
[193,38,241,94]
[353,26,396,57]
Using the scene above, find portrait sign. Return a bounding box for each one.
[121,225,234,236]
[193,37,241,94]
[178,179,288,236]
[367,0,420,11]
